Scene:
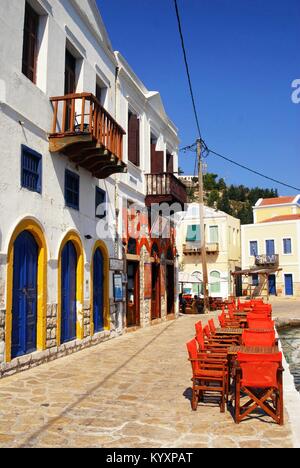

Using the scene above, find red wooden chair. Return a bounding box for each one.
[205,322,239,345]
[235,352,284,425]
[195,325,229,353]
[218,312,240,329]
[242,329,276,347]
[186,338,228,412]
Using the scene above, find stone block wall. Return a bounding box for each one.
[46,304,57,349]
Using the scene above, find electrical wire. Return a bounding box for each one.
[173,0,202,140]
[208,148,300,192]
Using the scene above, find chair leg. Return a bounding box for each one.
[235,379,240,423]
[191,382,199,411]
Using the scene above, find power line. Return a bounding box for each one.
[208,148,300,192]
[173,0,202,140]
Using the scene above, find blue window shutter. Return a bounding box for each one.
[65,170,80,210]
[21,145,42,193]
[186,225,200,242]
[95,187,106,219]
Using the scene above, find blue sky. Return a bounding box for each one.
[98,0,300,195]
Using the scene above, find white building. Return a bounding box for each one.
[177,203,241,299]
[0,0,186,376]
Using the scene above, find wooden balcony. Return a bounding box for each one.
[49,93,127,179]
[183,242,219,255]
[145,173,187,211]
[255,254,279,267]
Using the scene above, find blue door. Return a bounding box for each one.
[285,274,294,296]
[61,241,77,343]
[93,248,104,332]
[12,231,38,358]
[268,274,276,295]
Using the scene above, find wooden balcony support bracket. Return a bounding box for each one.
[49,92,126,179]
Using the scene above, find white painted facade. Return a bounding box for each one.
[0,0,180,373]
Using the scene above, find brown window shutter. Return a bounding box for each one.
[22,3,39,83]
[128,114,140,166]
[151,145,164,174]
[166,152,174,173]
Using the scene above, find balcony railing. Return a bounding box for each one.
[255,254,279,267]
[145,173,187,209]
[183,242,219,255]
[49,93,127,178]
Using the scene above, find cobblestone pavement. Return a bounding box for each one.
[0,308,296,448]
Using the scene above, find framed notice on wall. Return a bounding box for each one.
[144,263,152,299]
[113,273,123,302]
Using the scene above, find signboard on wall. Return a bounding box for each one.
[110,258,124,271]
[144,263,152,299]
[113,273,123,302]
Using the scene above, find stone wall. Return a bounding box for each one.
[46,304,57,349]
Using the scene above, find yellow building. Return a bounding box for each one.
[241,196,300,298]
[177,204,241,299]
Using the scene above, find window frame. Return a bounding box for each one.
[65,169,80,211]
[21,145,42,194]
[283,238,292,255]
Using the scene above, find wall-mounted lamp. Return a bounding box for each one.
[85,235,93,240]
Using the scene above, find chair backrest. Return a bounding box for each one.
[242,329,276,347]
[204,324,211,339]
[195,321,203,336]
[252,304,272,313]
[208,319,216,334]
[248,319,275,330]
[218,314,226,328]
[186,338,200,374]
[247,312,270,321]
[237,352,282,388]
[195,331,205,350]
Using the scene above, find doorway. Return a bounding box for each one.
[126,261,140,327]
[166,264,175,315]
[268,274,277,296]
[285,274,294,296]
[93,248,104,332]
[12,231,38,359]
[61,241,77,343]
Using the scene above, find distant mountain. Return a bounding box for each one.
[185,173,279,224]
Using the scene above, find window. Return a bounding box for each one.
[209,225,219,243]
[22,3,39,83]
[128,111,140,166]
[210,271,221,294]
[95,187,106,219]
[250,241,258,256]
[65,170,79,210]
[21,145,42,193]
[186,225,200,242]
[283,238,292,254]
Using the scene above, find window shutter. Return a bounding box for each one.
[166,152,174,173]
[186,225,200,242]
[22,3,39,83]
[128,114,140,166]
[151,144,164,174]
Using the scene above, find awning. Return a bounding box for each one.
[231,268,282,276]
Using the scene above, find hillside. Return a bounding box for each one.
[185,173,279,224]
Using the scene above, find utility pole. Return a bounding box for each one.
[197,139,210,313]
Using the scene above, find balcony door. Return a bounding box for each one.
[266,240,275,256]
[65,50,76,131]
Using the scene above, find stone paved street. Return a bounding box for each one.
[0,306,296,448]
